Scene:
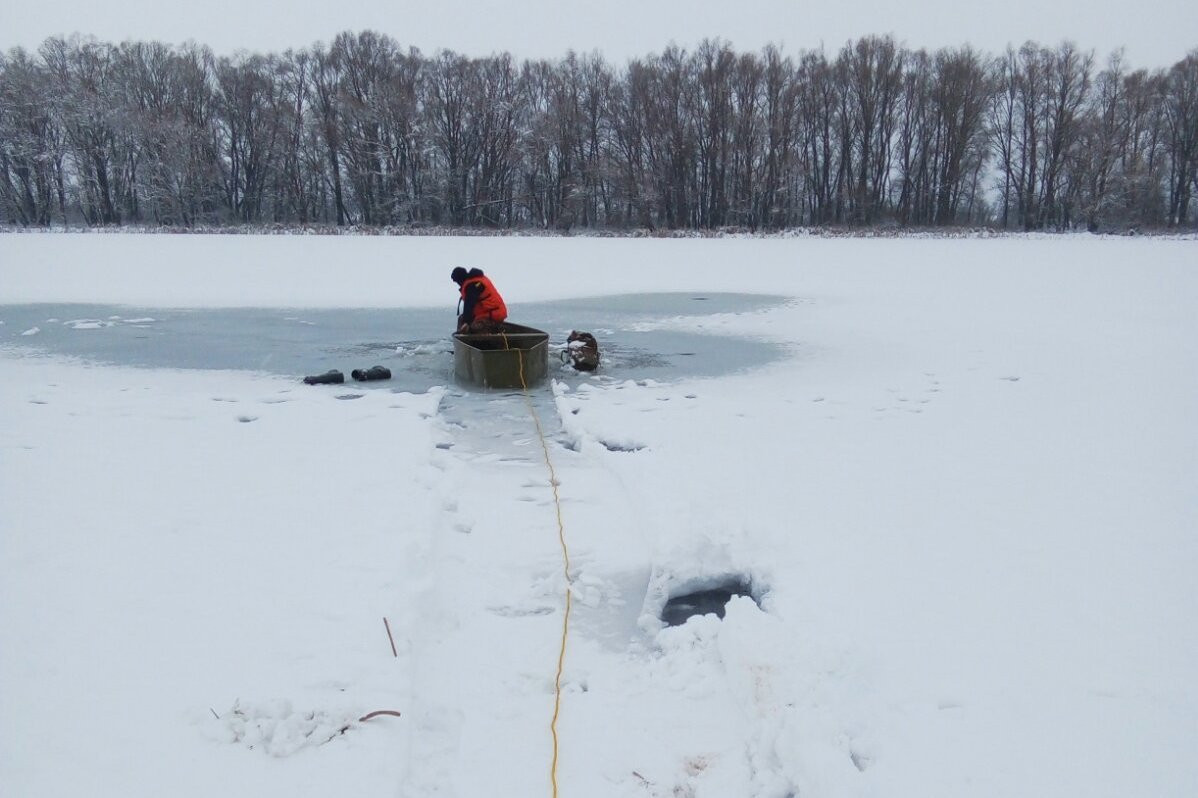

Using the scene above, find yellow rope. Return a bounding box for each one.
[505,332,572,798]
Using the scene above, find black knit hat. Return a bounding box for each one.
[451,267,468,283]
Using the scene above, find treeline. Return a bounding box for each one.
[1,33,1196,231]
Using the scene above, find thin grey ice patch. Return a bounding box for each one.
[1,295,786,386]
[395,342,442,356]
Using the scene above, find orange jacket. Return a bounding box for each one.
[460,274,508,323]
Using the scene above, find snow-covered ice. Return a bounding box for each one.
[1,233,1196,797]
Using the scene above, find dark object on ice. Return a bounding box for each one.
[453,321,549,389]
[352,365,392,382]
[563,330,600,372]
[303,369,344,385]
[661,578,756,627]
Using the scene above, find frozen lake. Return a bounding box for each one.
[0,292,790,392]
[3,233,1196,798]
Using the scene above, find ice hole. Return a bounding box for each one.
[660,576,758,627]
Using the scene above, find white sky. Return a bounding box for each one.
[2,0,1195,68]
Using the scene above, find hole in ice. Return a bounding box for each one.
[660,576,758,627]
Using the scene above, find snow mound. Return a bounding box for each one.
[203,699,377,757]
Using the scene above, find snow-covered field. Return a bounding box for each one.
[2,233,1196,798]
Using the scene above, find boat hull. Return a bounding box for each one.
[453,322,549,389]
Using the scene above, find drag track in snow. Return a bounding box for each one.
[403,380,833,797]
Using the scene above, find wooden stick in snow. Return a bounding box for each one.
[383,616,398,658]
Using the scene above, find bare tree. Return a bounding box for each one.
[1040,42,1093,228]
[423,50,483,225]
[795,50,842,224]
[1117,67,1170,226]
[41,36,129,224]
[689,39,735,228]
[839,35,904,224]
[311,44,350,225]
[0,48,68,224]
[607,58,655,227]
[215,53,285,222]
[646,46,697,228]
[330,31,429,225]
[470,53,521,227]
[4,32,1193,232]
[931,46,992,224]
[758,45,800,229]
[1163,51,1198,226]
[727,50,764,229]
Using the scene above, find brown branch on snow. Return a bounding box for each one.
[324,711,402,744]
[383,617,398,658]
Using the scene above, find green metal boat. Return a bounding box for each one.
[453,322,550,389]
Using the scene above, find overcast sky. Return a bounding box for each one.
[3,0,1195,68]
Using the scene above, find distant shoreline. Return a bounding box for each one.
[3,224,1195,240]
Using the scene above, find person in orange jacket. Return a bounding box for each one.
[452,267,508,333]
